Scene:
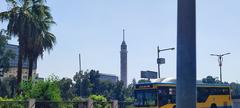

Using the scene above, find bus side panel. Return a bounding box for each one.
[197,95,232,108]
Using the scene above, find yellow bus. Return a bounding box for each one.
[134,78,232,108]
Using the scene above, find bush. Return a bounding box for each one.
[90,95,110,108]
[0,97,26,108]
[18,75,62,108]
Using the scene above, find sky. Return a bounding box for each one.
[0,0,240,84]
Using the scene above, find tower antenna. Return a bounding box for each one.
[123,29,125,41]
[79,53,81,72]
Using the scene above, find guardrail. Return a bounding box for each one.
[0,99,134,108]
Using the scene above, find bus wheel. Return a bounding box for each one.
[173,105,176,108]
[211,104,217,108]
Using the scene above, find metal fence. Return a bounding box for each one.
[0,100,134,108]
[0,100,28,108]
[118,102,134,108]
[35,101,88,108]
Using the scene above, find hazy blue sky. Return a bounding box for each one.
[1,0,240,84]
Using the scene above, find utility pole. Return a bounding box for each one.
[157,46,174,78]
[177,0,196,108]
[210,53,230,82]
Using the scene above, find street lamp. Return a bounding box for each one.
[210,53,231,82]
[157,46,175,78]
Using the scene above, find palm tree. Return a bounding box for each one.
[0,0,33,85]
[0,0,56,83]
[23,0,56,80]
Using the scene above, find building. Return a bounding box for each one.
[120,29,128,87]
[0,44,37,80]
[99,73,118,83]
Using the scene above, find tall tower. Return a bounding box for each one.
[120,29,128,87]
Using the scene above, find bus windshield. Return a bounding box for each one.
[158,86,176,107]
[134,89,157,107]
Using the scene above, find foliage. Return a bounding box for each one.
[125,97,134,103]
[73,71,83,96]
[23,0,56,80]
[111,81,125,101]
[0,77,17,98]
[72,96,82,101]
[90,95,107,102]
[58,78,75,100]
[0,70,135,104]
[124,79,135,102]
[202,76,221,84]
[230,82,240,97]
[0,0,56,84]
[73,70,96,98]
[138,79,151,83]
[89,70,101,94]
[90,95,108,108]
[0,97,25,108]
[97,81,114,99]
[19,75,61,101]
[73,70,134,101]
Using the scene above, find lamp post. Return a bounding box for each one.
[157,46,175,78]
[210,53,230,82]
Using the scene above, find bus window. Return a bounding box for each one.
[134,91,144,106]
[197,87,231,103]
[145,92,157,106]
[134,90,157,107]
[158,87,176,106]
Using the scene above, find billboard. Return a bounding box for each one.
[141,71,157,79]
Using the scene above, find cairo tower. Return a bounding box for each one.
[120,29,128,87]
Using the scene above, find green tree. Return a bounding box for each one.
[0,0,56,84]
[81,72,92,97]
[202,76,221,84]
[73,70,92,98]
[59,78,75,100]
[0,79,9,97]
[138,79,151,83]
[0,76,18,98]
[124,79,135,102]
[98,81,114,99]
[89,70,100,94]
[112,81,125,101]
[0,0,31,85]
[23,0,56,80]
[90,95,108,108]
[19,75,61,101]
[230,82,240,97]
[73,71,84,96]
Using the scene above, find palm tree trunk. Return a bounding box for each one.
[17,44,23,94]
[28,57,33,81]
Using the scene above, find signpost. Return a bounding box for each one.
[157,46,174,78]
[141,71,158,79]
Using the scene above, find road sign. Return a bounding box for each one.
[157,58,165,64]
[141,71,157,79]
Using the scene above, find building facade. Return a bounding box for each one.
[0,44,37,80]
[120,29,128,87]
[99,73,118,83]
